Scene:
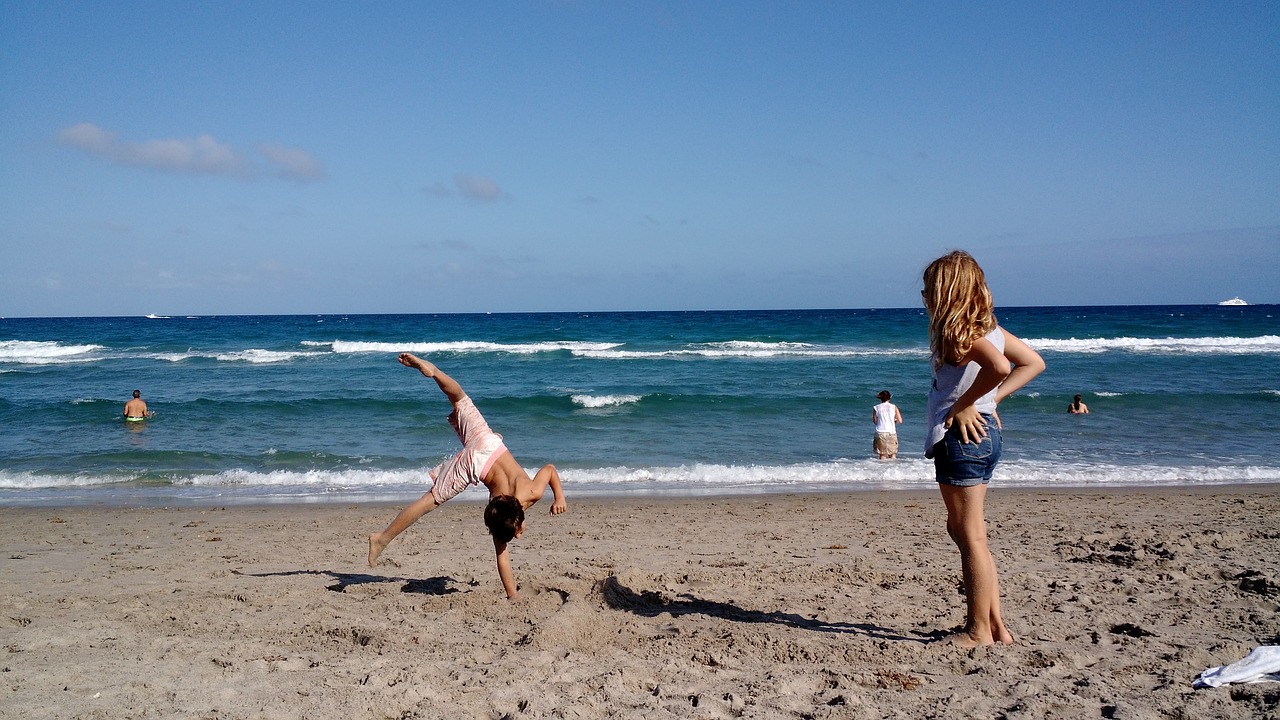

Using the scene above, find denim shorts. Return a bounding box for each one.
[931,418,1002,487]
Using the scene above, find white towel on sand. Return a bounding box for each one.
[1194,646,1280,688]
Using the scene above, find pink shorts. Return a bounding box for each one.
[428,396,506,504]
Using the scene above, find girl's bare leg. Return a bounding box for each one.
[940,483,1011,647]
[368,492,439,566]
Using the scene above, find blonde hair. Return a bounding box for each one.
[922,250,996,370]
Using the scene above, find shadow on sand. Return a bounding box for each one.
[599,575,930,643]
[241,569,472,595]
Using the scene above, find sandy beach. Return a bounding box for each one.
[3,486,1278,719]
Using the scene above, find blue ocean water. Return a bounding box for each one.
[2,306,1278,507]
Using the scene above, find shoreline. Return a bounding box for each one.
[3,486,1278,718]
[4,479,1279,510]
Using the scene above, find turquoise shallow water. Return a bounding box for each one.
[2,305,1278,506]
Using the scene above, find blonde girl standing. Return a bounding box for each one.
[922,251,1045,647]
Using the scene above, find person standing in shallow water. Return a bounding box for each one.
[871,390,902,460]
[921,250,1045,648]
[1068,395,1089,414]
[123,390,154,421]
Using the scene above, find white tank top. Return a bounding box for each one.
[873,402,898,433]
[924,326,1005,454]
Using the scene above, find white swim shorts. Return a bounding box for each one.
[428,395,507,504]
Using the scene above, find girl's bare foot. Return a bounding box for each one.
[368,532,388,567]
[946,630,993,648]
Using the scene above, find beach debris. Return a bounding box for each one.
[1110,623,1156,638]
[1235,569,1277,596]
[875,669,923,690]
[1195,646,1280,687]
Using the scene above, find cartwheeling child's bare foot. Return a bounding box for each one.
[398,353,437,377]
[368,532,388,567]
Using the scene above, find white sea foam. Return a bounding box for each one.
[213,349,324,364]
[178,468,420,487]
[1026,335,1280,355]
[0,471,123,489]
[557,460,1280,492]
[321,340,621,355]
[9,459,1276,495]
[574,343,920,360]
[0,340,104,364]
[571,394,643,409]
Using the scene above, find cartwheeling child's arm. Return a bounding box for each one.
[533,464,567,515]
[494,538,520,601]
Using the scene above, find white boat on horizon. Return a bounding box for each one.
[1217,297,1248,306]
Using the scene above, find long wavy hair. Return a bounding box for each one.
[922,250,996,370]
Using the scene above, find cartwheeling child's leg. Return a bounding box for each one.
[368,491,440,566]
[399,353,466,405]
[369,354,471,567]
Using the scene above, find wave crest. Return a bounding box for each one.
[1027,335,1280,355]
[322,340,620,355]
[571,394,643,409]
[0,340,104,365]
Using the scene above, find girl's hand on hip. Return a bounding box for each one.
[946,404,987,444]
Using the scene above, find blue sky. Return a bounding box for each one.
[2,2,1277,317]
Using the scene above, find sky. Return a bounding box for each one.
[2,2,1277,317]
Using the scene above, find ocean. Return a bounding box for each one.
[2,306,1277,507]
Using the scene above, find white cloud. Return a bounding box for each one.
[421,174,508,203]
[56,123,324,183]
[56,123,114,153]
[257,143,326,182]
[453,173,505,202]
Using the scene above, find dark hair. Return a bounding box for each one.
[877,390,891,401]
[133,390,141,398]
[484,495,524,544]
